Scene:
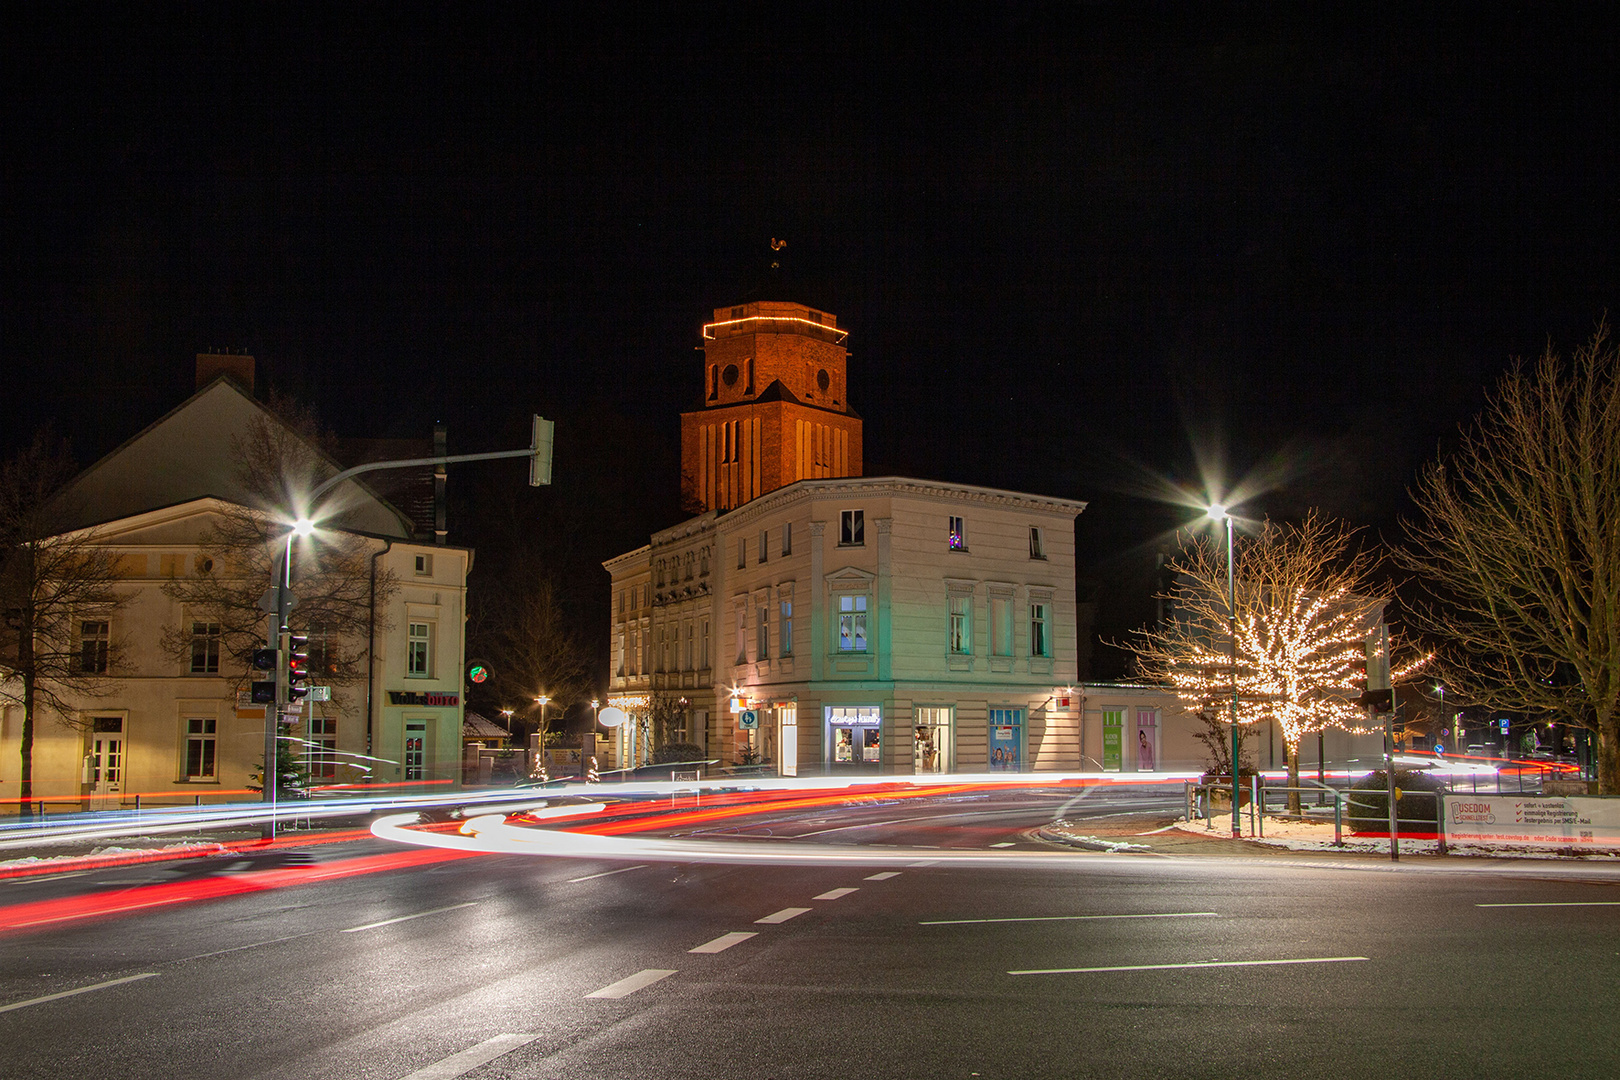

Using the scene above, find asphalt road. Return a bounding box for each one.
[3,787,1618,1079]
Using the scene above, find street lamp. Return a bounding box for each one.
[499,708,513,734]
[1206,502,1242,838]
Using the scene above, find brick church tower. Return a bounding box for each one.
[680,300,864,512]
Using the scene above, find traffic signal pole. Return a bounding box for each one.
[260,418,554,835]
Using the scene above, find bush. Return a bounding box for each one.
[1347,769,1447,831]
[651,742,706,764]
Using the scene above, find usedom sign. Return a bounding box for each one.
[1444,795,1620,850]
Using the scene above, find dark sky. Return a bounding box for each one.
[4,4,1617,677]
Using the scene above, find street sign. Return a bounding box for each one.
[740,710,758,729]
[308,685,331,702]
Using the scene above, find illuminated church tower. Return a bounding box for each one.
[680,300,864,512]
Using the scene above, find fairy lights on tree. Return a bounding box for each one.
[1130,512,1424,812]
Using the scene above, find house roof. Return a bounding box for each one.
[462,713,511,740]
[49,375,417,539]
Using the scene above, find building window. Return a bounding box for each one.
[656,560,666,587]
[736,607,747,664]
[309,716,337,779]
[757,604,770,660]
[685,553,694,580]
[189,621,221,674]
[1029,527,1045,559]
[838,595,867,652]
[414,553,433,576]
[738,538,747,569]
[759,529,769,563]
[840,510,864,546]
[782,522,793,556]
[991,596,1012,656]
[618,590,625,614]
[949,596,972,654]
[184,718,216,779]
[699,618,710,670]
[780,597,793,656]
[948,516,966,551]
[80,621,109,674]
[685,622,695,670]
[1031,602,1050,657]
[407,622,432,677]
[700,547,710,575]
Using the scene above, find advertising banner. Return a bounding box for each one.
[1444,795,1620,850]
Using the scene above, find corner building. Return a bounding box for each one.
[608,303,1086,775]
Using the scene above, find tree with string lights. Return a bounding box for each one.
[1129,512,1420,813]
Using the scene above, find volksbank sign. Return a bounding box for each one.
[388,691,460,707]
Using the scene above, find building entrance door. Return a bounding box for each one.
[913,706,953,773]
[779,705,798,777]
[827,706,881,773]
[87,717,124,805]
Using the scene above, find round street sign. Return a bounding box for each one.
[739,709,758,729]
[598,706,628,728]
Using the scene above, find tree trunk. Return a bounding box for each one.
[18,643,35,823]
[1598,712,1619,796]
[1286,742,1301,815]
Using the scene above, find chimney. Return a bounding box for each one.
[196,351,256,393]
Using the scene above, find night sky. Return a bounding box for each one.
[4,5,1617,678]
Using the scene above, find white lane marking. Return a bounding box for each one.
[990,842,1016,848]
[1477,901,1620,908]
[586,968,677,999]
[176,931,325,963]
[341,902,478,933]
[0,972,159,1014]
[1135,824,1182,835]
[6,871,92,885]
[813,887,859,901]
[907,859,939,867]
[864,871,902,881]
[1010,956,1370,975]
[689,931,758,954]
[566,864,649,883]
[755,907,811,924]
[924,911,1218,926]
[395,1033,541,1079]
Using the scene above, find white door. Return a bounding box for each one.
[780,706,798,777]
[87,717,124,805]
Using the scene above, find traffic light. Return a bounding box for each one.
[251,647,279,703]
[1356,633,1393,712]
[285,632,310,703]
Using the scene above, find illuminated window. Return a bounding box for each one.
[840,510,864,546]
[948,516,966,551]
[189,621,221,674]
[309,716,337,779]
[780,595,793,656]
[838,595,867,652]
[184,718,216,779]
[80,621,109,674]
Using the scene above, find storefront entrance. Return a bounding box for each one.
[988,708,1023,771]
[827,706,881,773]
[914,706,952,773]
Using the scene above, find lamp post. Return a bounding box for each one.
[263,517,315,834]
[1208,503,1241,838]
[534,694,550,739]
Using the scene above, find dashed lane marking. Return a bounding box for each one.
[565,864,649,883]
[1477,901,1620,908]
[924,911,1218,926]
[689,931,758,954]
[990,842,1016,848]
[813,887,859,901]
[755,907,812,924]
[586,969,677,999]
[864,872,902,881]
[341,902,478,933]
[1010,956,1369,975]
[394,1033,541,1079]
[0,972,159,1014]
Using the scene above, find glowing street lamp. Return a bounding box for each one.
[1206,502,1242,838]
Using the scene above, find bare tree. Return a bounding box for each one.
[160,398,396,704]
[0,432,127,819]
[1128,513,1404,812]
[1404,320,1620,793]
[468,553,594,727]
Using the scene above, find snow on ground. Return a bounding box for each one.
[0,841,230,870]
[1176,815,1620,860]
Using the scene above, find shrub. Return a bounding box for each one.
[651,742,706,765]
[1347,769,1447,831]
